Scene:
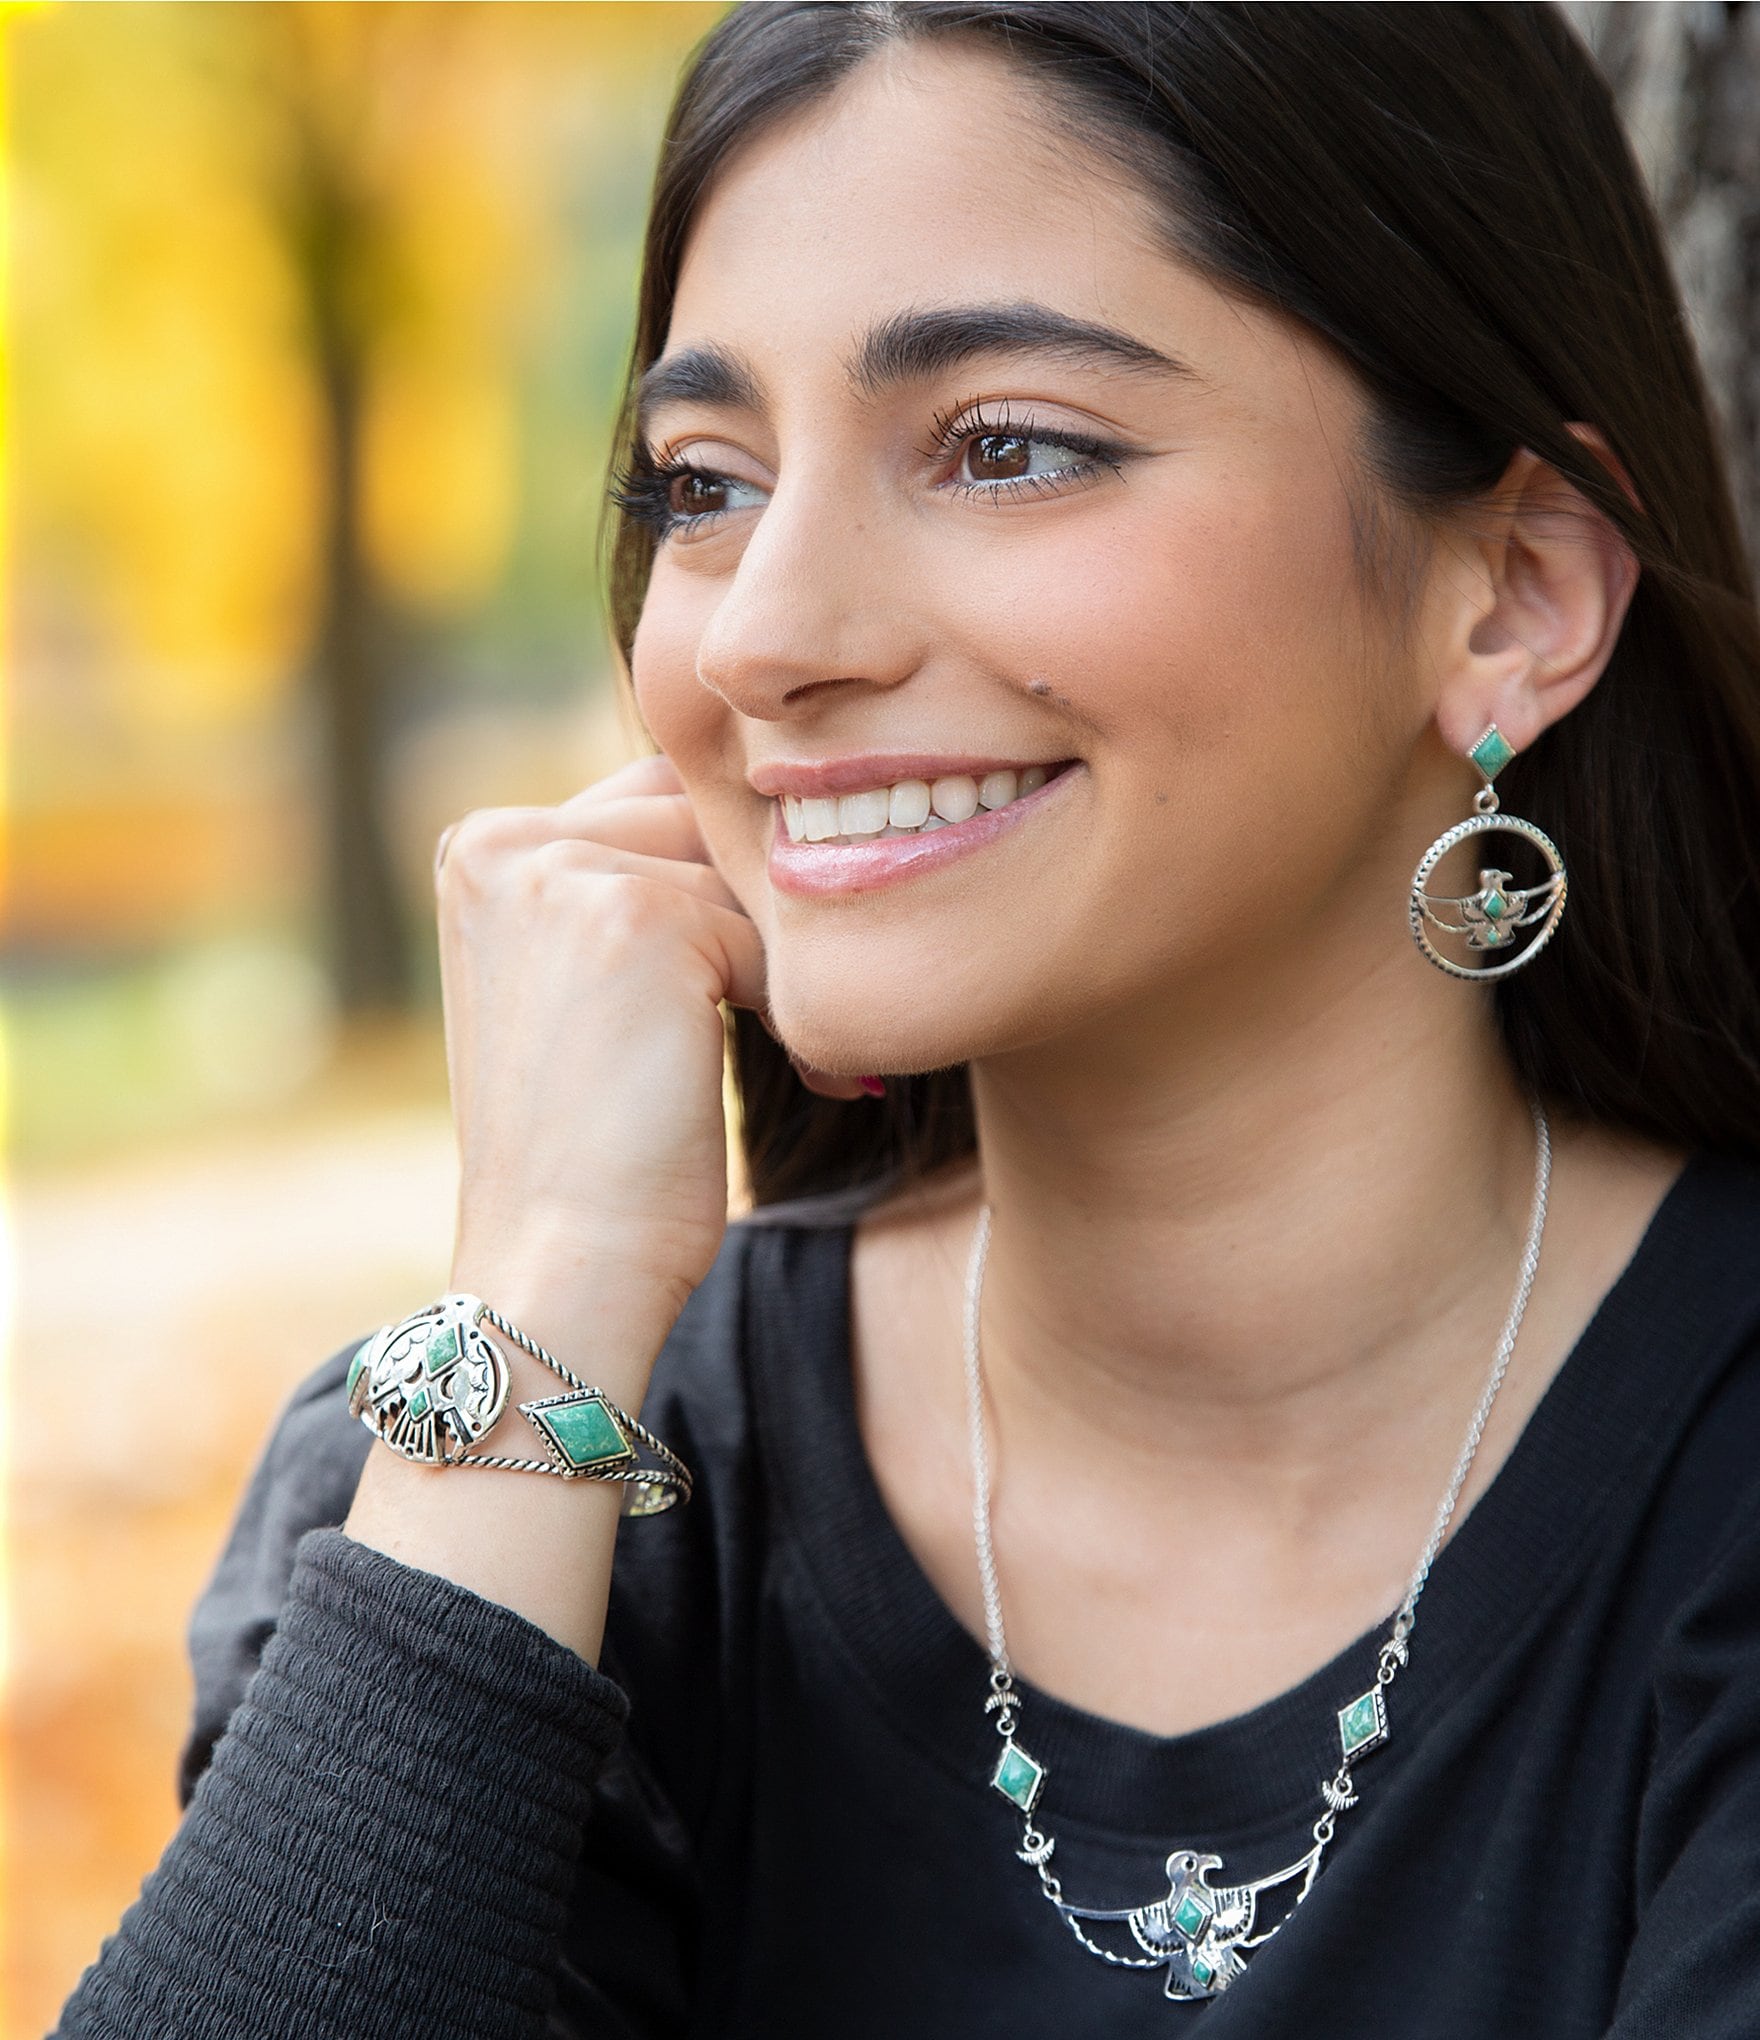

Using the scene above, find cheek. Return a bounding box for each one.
[630,596,714,762]
[912,465,1393,1013]
[957,470,1374,828]
[629,595,770,900]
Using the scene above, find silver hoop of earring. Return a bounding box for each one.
[1410,724,1567,981]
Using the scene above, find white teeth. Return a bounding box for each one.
[778,763,1063,845]
[931,775,980,823]
[888,779,931,828]
[838,788,891,836]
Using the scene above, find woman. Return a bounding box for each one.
[57,4,1760,2035]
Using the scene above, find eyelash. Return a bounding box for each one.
[608,397,1129,541]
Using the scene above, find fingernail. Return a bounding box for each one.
[858,1074,886,1097]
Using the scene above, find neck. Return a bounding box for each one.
[962,929,1543,1494]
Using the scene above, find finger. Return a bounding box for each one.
[433,819,463,886]
[695,896,772,1014]
[505,836,752,916]
[434,752,684,872]
[552,791,717,867]
[793,1061,872,1101]
[560,750,684,808]
[437,793,726,892]
[696,907,874,1102]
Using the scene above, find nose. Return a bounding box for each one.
[692,464,924,721]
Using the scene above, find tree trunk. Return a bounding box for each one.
[308,273,413,1015]
[280,64,414,1017]
[1567,0,1760,566]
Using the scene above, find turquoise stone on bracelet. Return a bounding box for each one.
[1469,724,1515,780]
[422,1323,460,1378]
[524,1391,637,1472]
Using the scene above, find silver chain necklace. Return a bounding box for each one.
[964,1099,1551,2002]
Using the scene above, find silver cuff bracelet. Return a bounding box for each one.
[346,1292,692,1516]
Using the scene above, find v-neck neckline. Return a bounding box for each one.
[745,1150,1758,1843]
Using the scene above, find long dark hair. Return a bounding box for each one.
[599,1,1760,1203]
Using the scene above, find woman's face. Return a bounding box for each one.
[630,38,1434,1078]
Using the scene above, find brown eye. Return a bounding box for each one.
[969,432,1033,482]
[669,470,728,516]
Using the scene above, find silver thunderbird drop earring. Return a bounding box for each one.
[1410,723,1567,979]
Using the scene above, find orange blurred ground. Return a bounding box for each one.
[4,1025,461,2037]
[3,1019,750,2037]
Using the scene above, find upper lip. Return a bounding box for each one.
[747,754,1072,798]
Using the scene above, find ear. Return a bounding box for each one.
[1428,423,1641,764]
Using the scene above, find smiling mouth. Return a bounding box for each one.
[777,761,1076,845]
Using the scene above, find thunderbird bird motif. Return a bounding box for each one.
[1055,1845,1321,2000]
[1417,865,1565,952]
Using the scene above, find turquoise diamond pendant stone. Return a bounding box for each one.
[991,1739,1047,1815]
[1338,1687,1388,1762]
[1172,1890,1213,1940]
[407,1384,432,1421]
[1482,887,1508,921]
[1190,1956,1216,1990]
[525,1393,636,1472]
[1469,725,1515,779]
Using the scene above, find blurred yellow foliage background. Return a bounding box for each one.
[2,6,729,2032]
[5,4,1757,2035]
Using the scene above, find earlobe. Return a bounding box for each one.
[1432,437,1640,765]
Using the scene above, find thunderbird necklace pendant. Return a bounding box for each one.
[962,1112,1553,2003]
[986,1670,1391,2000]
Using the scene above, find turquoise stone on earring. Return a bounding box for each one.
[1469,725,1515,779]
[991,1739,1047,1814]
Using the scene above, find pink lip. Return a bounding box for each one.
[767,762,1082,898]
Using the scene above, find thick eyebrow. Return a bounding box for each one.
[633,300,1196,446]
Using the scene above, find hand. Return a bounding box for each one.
[346,748,863,1656]
[432,750,861,1375]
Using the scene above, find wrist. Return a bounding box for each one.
[345,1282,691,1549]
[445,1251,686,1412]
[340,1259,694,1659]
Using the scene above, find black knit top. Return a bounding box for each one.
[55,1154,1760,2037]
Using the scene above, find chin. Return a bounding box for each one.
[765,975,995,1081]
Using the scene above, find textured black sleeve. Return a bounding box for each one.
[52,1527,635,2039]
[1606,1502,1760,2037]
[61,1210,761,2040]
[177,1336,374,1808]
